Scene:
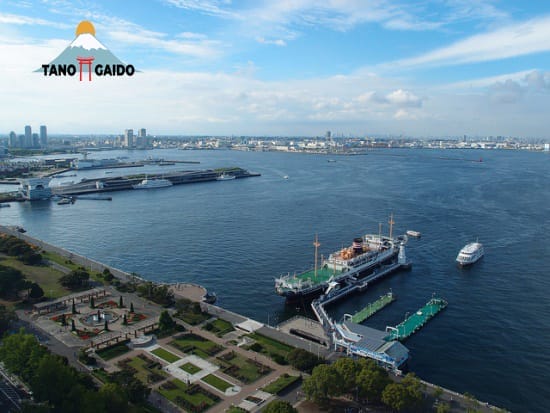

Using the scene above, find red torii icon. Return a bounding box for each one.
[76,56,95,81]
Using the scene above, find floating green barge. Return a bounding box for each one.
[385,297,447,341]
[349,292,396,324]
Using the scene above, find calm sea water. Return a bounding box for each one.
[2,148,549,412]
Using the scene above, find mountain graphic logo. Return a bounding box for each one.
[39,20,135,81]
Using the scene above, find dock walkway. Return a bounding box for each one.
[385,297,447,341]
[349,291,395,324]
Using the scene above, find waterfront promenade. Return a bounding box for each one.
[0,226,504,412]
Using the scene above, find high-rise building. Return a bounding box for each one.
[32,133,39,148]
[9,131,17,148]
[139,128,146,138]
[18,135,25,148]
[326,130,332,140]
[124,129,134,148]
[40,125,47,148]
[24,125,32,148]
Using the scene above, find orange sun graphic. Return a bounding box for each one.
[75,20,95,37]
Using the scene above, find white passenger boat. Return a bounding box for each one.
[216,173,236,181]
[456,242,484,266]
[406,230,421,238]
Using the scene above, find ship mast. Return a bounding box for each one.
[388,213,395,239]
[313,234,320,280]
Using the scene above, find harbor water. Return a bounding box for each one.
[1,148,549,412]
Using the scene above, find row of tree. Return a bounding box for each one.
[0,329,151,413]
[0,235,42,265]
[302,357,425,412]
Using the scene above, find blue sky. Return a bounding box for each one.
[2,0,550,137]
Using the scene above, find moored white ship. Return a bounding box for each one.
[456,242,484,266]
[132,177,173,190]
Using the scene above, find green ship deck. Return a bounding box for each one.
[350,292,395,324]
[385,297,447,341]
[284,266,344,286]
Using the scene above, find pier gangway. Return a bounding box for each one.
[385,296,447,341]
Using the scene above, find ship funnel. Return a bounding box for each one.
[352,237,363,255]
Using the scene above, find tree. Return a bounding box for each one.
[119,295,124,308]
[263,400,298,413]
[436,401,451,413]
[286,348,324,373]
[333,357,359,395]
[401,373,424,409]
[158,310,176,332]
[72,299,77,314]
[71,319,76,331]
[0,305,15,335]
[356,360,391,403]
[59,269,90,290]
[382,382,410,412]
[28,283,44,300]
[0,265,26,299]
[302,364,342,406]
[130,302,134,313]
[21,251,42,265]
[90,296,95,308]
[122,314,127,325]
[104,319,109,331]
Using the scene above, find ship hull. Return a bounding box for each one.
[278,251,399,303]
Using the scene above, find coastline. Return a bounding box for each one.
[0,225,504,412]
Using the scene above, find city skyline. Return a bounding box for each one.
[1,1,550,137]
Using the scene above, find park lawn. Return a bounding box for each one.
[201,374,233,392]
[42,251,105,284]
[41,251,81,271]
[175,311,210,326]
[246,332,294,363]
[180,362,202,375]
[124,356,169,384]
[262,374,301,395]
[169,333,223,359]
[203,318,235,337]
[151,347,181,363]
[216,352,272,384]
[159,379,219,412]
[95,341,131,360]
[1,256,68,298]
[91,368,111,384]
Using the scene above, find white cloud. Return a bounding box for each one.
[386,89,422,107]
[392,15,550,68]
[256,37,286,46]
[0,12,71,29]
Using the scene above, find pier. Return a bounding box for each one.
[347,291,395,324]
[385,297,448,341]
[51,167,260,196]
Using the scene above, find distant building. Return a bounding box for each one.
[326,130,332,140]
[124,129,134,148]
[9,131,17,147]
[24,125,32,148]
[32,133,39,148]
[139,128,146,138]
[18,135,25,148]
[40,125,47,148]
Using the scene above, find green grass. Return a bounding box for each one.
[246,332,294,364]
[91,368,111,384]
[158,379,220,413]
[262,374,301,395]
[175,311,210,326]
[151,347,181,363]
[216,351,272,384]
[180,362,202,375]
[95,341,131,360]
[203,318,235,337]
[1,256,68,298]
[169,333,223,359]
[201,374,233,392]
[119,355,169,384]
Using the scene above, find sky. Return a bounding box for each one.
[2,0,550,138]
